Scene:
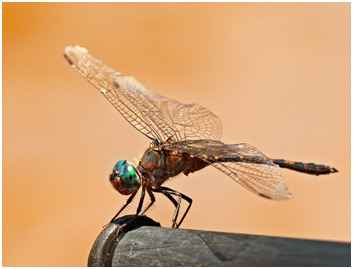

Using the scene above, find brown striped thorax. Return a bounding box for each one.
[111,139,210,193]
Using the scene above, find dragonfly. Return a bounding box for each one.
[64,45,338,228]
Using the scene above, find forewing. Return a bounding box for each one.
[64,45,222,142]
[164,140,292,200]
[64,46,175,141]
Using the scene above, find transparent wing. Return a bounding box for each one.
[63,45,222,142]
[163,140,292,200]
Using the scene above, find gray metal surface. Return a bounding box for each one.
[88,216,350,267]
[88,215,160,266]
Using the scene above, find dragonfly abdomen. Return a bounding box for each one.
[270,159,338,175]
[209,155,276,166]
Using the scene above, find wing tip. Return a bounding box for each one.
[64,45,88,54]
[63,45,88,65]
[259,190,292,200]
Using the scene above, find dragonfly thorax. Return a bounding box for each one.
[109,159,141,195]
[139,145,209,187]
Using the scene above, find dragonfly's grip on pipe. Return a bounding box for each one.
[271,159,338,175]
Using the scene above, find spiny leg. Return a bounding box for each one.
[163,193,178,207]
[152,188,178,227]
[140,187,156,216]
[114,184,147,230]
[163,193,180,225]
[153,186,192,228]
[163,191,181,228]
[164,187,192,228]
[174,191,192,228]
[110,191,138,223]
[135,183,146,215]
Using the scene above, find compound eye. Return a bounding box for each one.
[113,159,127,173]
[118,163,141,193]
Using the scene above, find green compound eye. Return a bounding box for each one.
[113,159,126,173]
[118,163,141,193]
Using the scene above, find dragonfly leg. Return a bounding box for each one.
[153,187,192,228]
[109,181,145,221]
[166,192,182,228]
[135,183,146,215]
[108,184,147,230]
[162,193,179,227]
[110,191,138,223]
[140,187,156,216]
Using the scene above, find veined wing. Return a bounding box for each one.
[163,140,292,200]
[63,46,222,142]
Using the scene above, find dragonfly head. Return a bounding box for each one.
[109,159,141,195]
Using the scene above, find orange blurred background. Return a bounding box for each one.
[3,2,350,266]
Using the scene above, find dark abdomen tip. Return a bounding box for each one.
[330,167,339,173]
[271,159,338,176]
